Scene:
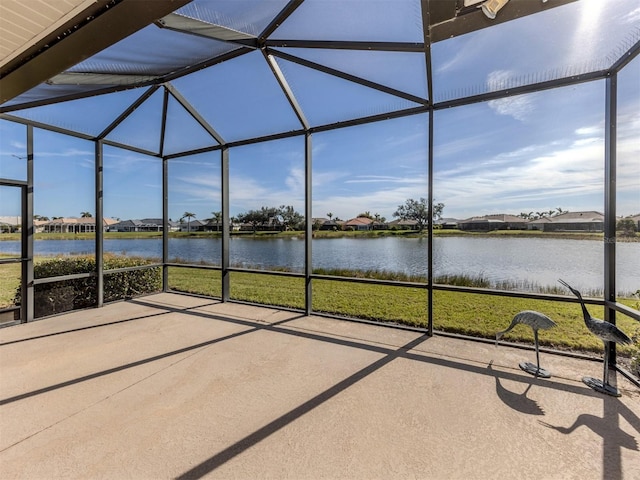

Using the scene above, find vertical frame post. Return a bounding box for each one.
[305,132,312,315]
[161,87,170,293]
[162,156,169,291]
[421,0,435,336]
[21,125,34,322]
[95,140,104,307]
[221,147,230,302]
[604,73,617,366]
[427,110,434,336]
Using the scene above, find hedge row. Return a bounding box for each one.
[14,255,161,318]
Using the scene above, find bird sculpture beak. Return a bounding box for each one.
[558,278,574,294]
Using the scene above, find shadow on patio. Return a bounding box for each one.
[1,293,638,479]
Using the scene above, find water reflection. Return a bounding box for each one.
[0,236,638,294]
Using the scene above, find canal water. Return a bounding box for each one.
[0,236,638,293]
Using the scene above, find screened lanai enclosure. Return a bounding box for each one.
[0,0,639,381]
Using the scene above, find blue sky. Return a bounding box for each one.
[1,0,639,222]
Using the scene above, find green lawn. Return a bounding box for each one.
[167,265,639,358]
[0,258,20,308]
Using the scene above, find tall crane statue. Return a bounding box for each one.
[496,310,557,378]
[558,279,632,396]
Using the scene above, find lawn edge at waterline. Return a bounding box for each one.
[3,255,639,375]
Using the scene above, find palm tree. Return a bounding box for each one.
[81,211,92,218]
[182,212,196,232]
[327,212,333,221]
[212,211,222,231]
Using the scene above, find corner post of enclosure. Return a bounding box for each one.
[421,0,434,336]
[305,132,312,315]
[95,140,104,307]
[221,147,230,302]
[427,109,434,337]
[604,72,617,367]
[21,124,34,323]
[162,156,169,292]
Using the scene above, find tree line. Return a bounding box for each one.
[226,198,444,232]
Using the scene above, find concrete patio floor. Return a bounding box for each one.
[1,293,638,480]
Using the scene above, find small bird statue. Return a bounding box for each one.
[496,310,557,378]
[558,279,632,396]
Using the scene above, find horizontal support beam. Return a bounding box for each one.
[264,39,425,52]
[156,13,256,43]
[47,72,160,86]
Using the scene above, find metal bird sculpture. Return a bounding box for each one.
[496,310,557,378]
[558,279,632,397]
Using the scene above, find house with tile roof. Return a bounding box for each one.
[109,218,179,232]
[388,219,419,230]
[43,217,118,233]
[343,217,374,231]
[540,211,604,232]
[457,214,527,231]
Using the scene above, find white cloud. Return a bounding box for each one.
[435,132,610,217]
[227,165,306,214]
[312,169,348,188]
[435,134,490,159]
[487,95,534,121]
[34,147,93,158]
[313,175,428,220]
[622,6,640,24]
[345,175,423,184]
[486,70,513,91]
[435,36,486,74]
[285,166,305,195]
[442,129,639,216]
[485,70,535,121]
[102,152,160,174]
[575,126,601,136]
[571,137,600,147]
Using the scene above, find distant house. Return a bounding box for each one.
[371,220,389,230]
[540,211,604,232]
[388,219,418,230]
[343,217,373,231]
[434,217,459,229]
[527,217,552,231]
[178,219,204,232]
[313,218,341,231]
[43,217,118,233]
[33,220,48,233]
[458,214,527,231]
[0,216,20,232]
[109,218,177,232]
[203,219,222,232]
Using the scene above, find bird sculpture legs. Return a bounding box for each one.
[519,330,551,379]
[582,341,622,397]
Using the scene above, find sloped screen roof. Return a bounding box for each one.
[1,0,639,154]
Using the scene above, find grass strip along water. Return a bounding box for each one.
[2,254,638,372]
[167,265,640,363]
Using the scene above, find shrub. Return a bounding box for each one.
[616,218,638,237]
[14,255,161,318]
